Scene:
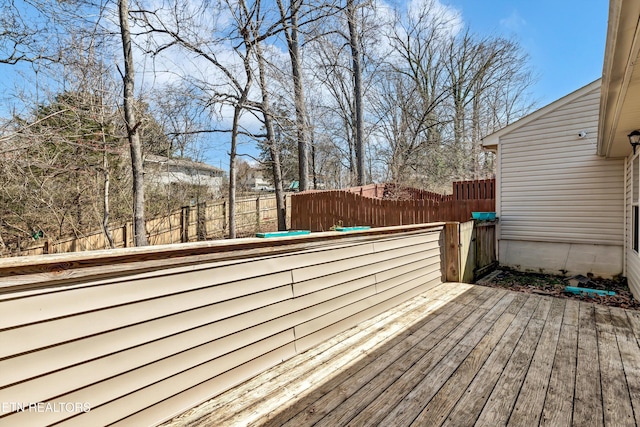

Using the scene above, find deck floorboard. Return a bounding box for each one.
[163,283,640,427]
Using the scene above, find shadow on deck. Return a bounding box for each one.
[164,282,640,427]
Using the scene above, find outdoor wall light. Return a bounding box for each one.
[629,130,640,154]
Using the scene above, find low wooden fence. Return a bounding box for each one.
[6,194,291,257]
[0,223,448,426]
[292,179,495,231]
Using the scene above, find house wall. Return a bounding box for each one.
[497,84,625,278]
[0,225,445,426]
[625,156,640,296]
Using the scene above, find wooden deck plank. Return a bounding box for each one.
[174,282,464,427]
[405,295,527,426]
[573,303,604,427]
[269,285,493,427]
[562,298,580,326]
[312,290,505,427]
[617,309,640,427]
[594,305,636,426]
[223,285,465,426]
[269,299,464,427]
[539,301,579,427]
[472,302,548,426]
[377,293,518,426]
[161,285,640,427]
[507,297,565,426]
[442,294,539,427]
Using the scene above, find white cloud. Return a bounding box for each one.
[407,0,463,37]
[500,10,526,32]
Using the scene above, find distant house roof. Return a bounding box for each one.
[144,154,224,175]
[482,79,602,150]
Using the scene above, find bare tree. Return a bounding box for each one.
[276,0,311,191]
[118,0,148,246]
[346,0,365,185]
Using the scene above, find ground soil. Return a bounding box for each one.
[476,268,640,311]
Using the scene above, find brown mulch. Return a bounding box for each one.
[476,268,640,311]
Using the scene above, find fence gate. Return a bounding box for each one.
[459,220,497,282]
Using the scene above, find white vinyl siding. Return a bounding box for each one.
[0,227,444,426]
[498,85,624,246]
[626,155,640,296]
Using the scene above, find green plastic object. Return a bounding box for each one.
[334,226,371,232]
[565,286,616,297]
[255,230,310,238]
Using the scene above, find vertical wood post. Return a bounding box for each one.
[444,222,461,282]
[123,222,133,248]
[197,202,207,241]
[181,206,190,243]
[222,201,227,237]
[256,195,261,231]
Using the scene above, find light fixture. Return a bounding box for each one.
[629,130,640,154]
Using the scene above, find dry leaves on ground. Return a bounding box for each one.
[477,269,640,310]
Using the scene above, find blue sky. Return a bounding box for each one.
[0,0,609,170]
[447,0,608,106]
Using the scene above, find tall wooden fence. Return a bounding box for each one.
[6,194,291,257]
[291,179,495,231]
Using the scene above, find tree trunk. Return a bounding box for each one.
[347,0,365,186]
[277,0,310,191]
[102,152,115,248]
[228,106,239,239]
[118,0,148,246]
[255,39,287,231]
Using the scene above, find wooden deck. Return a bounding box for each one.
[164,282,640,427]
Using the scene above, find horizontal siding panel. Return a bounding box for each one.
[370,231,440,252]
[500,230,621,245]
[501,156,619,171]
[501,205,620,215]
[0,227,445,426]
[498,84,623,245]
[501,188,622,198]
[501,165,623,179]
[295,266,442,340]
[501,145,602,163]
[498,216,624,226]
[294,276,442,353]
[26,335,298,427]
[376,265,442,294]
[0,281,294,359]
[0,316,299,407]
[294,243,439,297]
[501,174,624,189]
[501,113,598,137]
[374,251,441,284]
[292,238,439,284]
[108,344,298,427]
[0,265,294,330]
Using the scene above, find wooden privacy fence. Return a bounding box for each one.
[7,194,291,257]
[291,179,495,231]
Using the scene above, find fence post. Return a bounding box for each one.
[256,195,261,232]
[444,222,461,282]
[197,202,207,241]
[222,201,227,237]
[43,239,49,255]
[181,206,190,243]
